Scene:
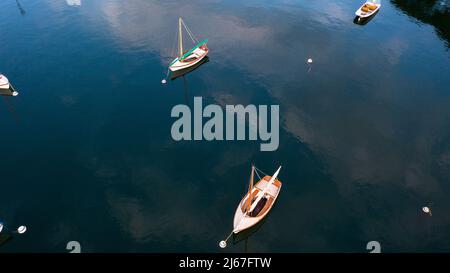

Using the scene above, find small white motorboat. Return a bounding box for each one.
[169,18,209,72]
[0,74,19,96]
[355,1,381,19]
[0,74,10,90]
[220,165,282,248]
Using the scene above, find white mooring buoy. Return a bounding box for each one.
[307,58,313,64]
[0,223,3,233]
[17,225,27,234]
[219,240,227,248]
[161,79,167,84]
[422,206,432,216]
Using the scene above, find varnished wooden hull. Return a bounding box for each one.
[233,175,282,234]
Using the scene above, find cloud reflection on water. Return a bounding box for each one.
[61,0,450,251]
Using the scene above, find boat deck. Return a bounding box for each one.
[240,175,281,215]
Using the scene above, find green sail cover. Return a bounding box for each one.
[169,39,208,67]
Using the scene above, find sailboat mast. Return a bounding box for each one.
[178,17,183,57]
[246,166,255,210]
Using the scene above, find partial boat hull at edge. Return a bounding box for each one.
[0,75,18,96]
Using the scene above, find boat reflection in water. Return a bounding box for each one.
[0,234,13,248]
[170,56,209,104]
[170,56,209,81]
[16,0,26,15]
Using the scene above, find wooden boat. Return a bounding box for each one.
[171,56,209,80]
[169,18,209,72]
[0,74,19,96]
[355,1,381,19]
[220,165,282,248]
[233,166,282,233]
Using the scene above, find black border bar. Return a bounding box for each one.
[0,253,446,271]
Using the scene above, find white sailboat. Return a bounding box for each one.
[220,165,282,248]
[0,74,19,96]
[355,0,381,19]
[169,18,209,72]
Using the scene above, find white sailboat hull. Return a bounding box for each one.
[169,47,209,72]
[233,205,257,233]
[355,2,380,18]
[0,74,10,90]
[233,167,282,234]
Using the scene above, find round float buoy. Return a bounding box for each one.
[161,79,167,84]
[0,223,3,233]
[422,206,432,216]
[17,226,27,234]
[219,240,227,248]
[307,58,313,64]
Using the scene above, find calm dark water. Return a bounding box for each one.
[0,0,449,252]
